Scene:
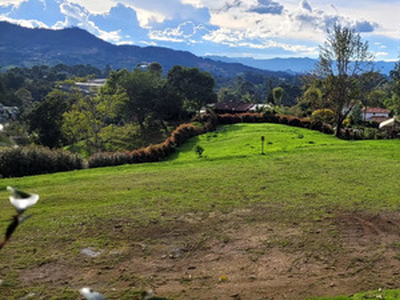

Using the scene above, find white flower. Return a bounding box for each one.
[79,287,106,300]
[7,186,39,214]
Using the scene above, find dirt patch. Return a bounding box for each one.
[17,209,400,299]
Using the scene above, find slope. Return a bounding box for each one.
[0,124,400,299]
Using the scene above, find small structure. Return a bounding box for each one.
[0,105,18,123]
[362,107,390,123]
[249,103,273,112]
[58,78,107,95]
[213,102,272,114]
[379,117,400,130]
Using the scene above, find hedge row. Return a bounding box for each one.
[0,146,86,178]
[216,112,334,134]
[88,115,217,168]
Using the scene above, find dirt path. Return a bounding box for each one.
[19,208,400,299]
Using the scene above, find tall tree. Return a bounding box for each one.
[119,68,164,129]
[272,87,284,106]
[318,24,373,137]
[385,61,400,115]
[28,90,70,148]
[167,66,217,115]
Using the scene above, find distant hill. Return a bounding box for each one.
[0,22,291,79]
[206,55,397,76]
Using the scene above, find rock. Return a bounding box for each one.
[81,247,102,258]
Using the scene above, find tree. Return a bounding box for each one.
[119,68,164,129]
[385,61,400,116]
[385,93,400,116]
[266,79,274,104]
[167,66,217,115]
[154,83,184,122]
[390,61,400,95]
[366,90,389,108]
[272,87,284,106]
[62,91,125,154]
[318,24,373,137]
[28,90,70,148]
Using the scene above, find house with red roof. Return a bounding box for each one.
[362,107,390,123]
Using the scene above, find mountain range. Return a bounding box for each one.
[0,21,396,78]
[205,56,397,76]
[0,22,290,79]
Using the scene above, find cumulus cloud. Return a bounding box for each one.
[289,0,378,36]
[203,27,318,56]
[0,14,47,27]
[248,0,284,15]
[353,20,377,33]
[0,0,25,7]
[375,52,388,57]
[66,0,115,14]
[91,3,148,42]
[149,21,210,44]
[219,0,243,12]
[53,2,123,44]
[117,0,211,28]
[300,0,312,12]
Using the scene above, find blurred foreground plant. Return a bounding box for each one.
[0,186,39,250]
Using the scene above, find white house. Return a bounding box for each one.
[362,107,390,123]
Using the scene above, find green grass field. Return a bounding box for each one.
[1,123,400,299]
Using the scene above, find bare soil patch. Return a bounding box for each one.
[18,208,400,299]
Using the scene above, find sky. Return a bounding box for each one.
[0,0,399,61]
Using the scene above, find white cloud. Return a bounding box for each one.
[149,21,209,43]
[0,14,48,27]
[181,0,203,8]
[248,0,284,15]
[300,0,312,12]
[375,51,388,57]
[53,1,123,44]
[133,7,165,27]
[203,27,318,56]
[0,0,26,7]
[66,0,114,14]
[139,40,158,46]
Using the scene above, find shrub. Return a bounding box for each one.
[0,146,86,178]
[194,145,204,158]
[311,109,335,125]
[364,128,378,140]
[87,151,132,168]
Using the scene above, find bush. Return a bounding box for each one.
[364,128,378,140]
[215,112,334,136]
[194,145,204,158]
[0,146,86,178]
[311,109,335,125]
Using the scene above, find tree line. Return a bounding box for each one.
[27,63,217,154]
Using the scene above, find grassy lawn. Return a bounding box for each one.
[1,123,400,299]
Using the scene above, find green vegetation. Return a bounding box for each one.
[311,289,400,299]
[1,123,400,299]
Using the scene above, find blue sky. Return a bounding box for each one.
[0,0,399,61]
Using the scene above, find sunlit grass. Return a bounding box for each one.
[1,123,400,299]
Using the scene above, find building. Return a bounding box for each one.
[58,78,107,95]
[362,107,390,123]
[213,102,272,114]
